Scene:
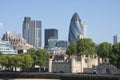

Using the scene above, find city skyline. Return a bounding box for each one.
[0,0,120,47]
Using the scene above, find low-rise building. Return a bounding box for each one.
[0,41,17,54]
[48,55,102,73]
[48,55,120,74]
[1,31,33,53]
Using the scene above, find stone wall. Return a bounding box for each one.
[98,64,120,74]
[48,55,101,73]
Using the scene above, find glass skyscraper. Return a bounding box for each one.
[68,12,87,43]
[22,17,42,49]
[44,29,58,49]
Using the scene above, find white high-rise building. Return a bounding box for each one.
[22,17,42,49]
[113,35,120,44]
[81,19,87,38]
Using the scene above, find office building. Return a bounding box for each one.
[44,29,58,49]
[56,40,69,49]
[22,17,42,49]
[113,35,120,44]
[68,12,87,43]
[48,39,57,49]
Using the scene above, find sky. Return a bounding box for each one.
[0,0,120,47]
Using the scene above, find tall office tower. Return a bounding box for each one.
[44,29,58,49]
[68,12,87,44]
[113,35,120,44]
[23,17,42,49]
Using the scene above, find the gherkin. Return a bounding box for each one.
[68,12,87,43]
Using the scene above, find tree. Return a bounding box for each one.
[0,52,3,66]
[111,43,120,68]
[35,49,50,67]
[20,53,33,67]
[77,38,96,56]
[97,42,112,58]
[0,53,8,67]
[29,50,37,66]
[5,55,14,70]
[66,42,77,56]
[29,49,50,67]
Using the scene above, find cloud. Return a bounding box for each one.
[0,22,3,28]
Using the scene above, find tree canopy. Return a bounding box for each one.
[29,49,50,67]
[97,42,112,58]
[0,49,50,71]
[77,38,96,56]
[110,43,120,68]
[66,42,77,56]
[66,38,96,56]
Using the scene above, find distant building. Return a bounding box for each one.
[22,17,42,49]
[0,41,17,54]
[56,40,69,49]
[1,31,33,53]
[2,31,22,45]
[48,39,69,50]
[68,12,87,44]
[44,29,58,49]
[48,39,57,49]
[113,35,120,44]
[48,55,102,73]
[47,40,69,59]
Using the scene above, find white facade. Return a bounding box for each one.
[81,20,87,38]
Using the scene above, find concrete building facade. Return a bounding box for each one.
[22,17,42,49]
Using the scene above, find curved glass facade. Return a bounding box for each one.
[68,13,86,43]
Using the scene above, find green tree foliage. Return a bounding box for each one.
[35,49,50,66]
[29,50,37,66]
[13,54,23,67]
[66,42,77,56]
[77,38,96,56]
[111,43,120,68]
[5,55,14,68]
[0,49,50,70]
[21,53,33,67]
[0,53,33,71]
[29,49,50,67]
[97,42,112,58]
[0,53,8,66]
[0,54,8,67]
